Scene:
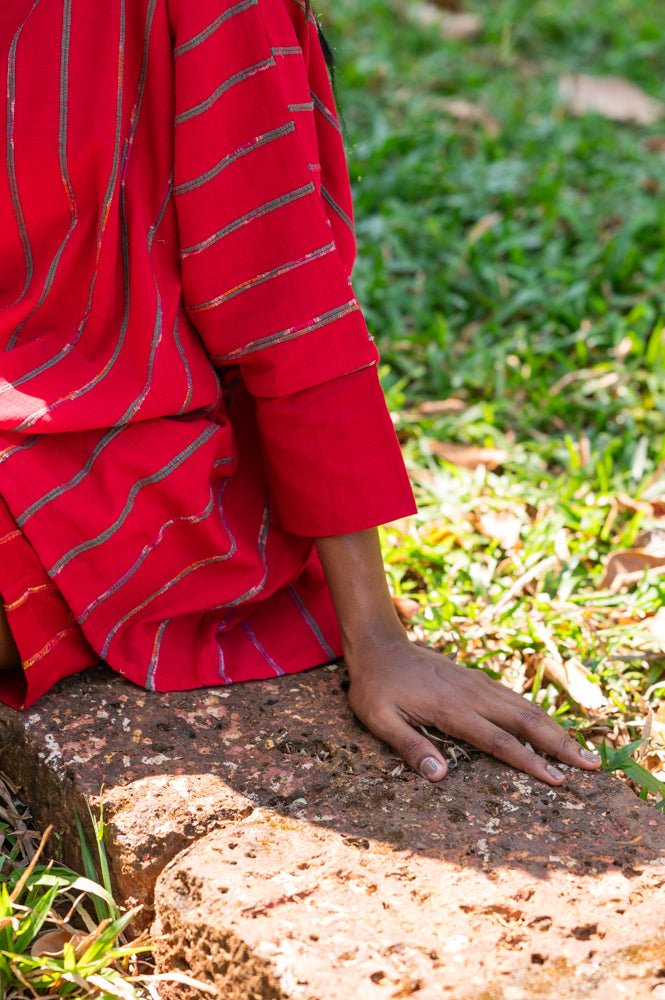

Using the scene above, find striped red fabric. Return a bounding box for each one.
[0,0,416,710]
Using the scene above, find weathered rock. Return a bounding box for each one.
[0,663,662,997]
[152,809,665,1000]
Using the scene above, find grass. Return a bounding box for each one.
[0,775,211,998]
[318,0,665,805]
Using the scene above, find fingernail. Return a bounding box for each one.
[545,763,565,781]
[421,756,445,780]
[579,748,600,763]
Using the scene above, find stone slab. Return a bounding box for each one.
[0,663,662,996]
[152,808,665,1000]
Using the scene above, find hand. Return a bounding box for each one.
[345,634,602,786]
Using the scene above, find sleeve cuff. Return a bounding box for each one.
[254,365,417,537]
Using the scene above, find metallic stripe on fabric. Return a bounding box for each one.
[181,182,315,257]
[174,122,296,195]
[5,0,41,310]
[321,184,353,232]
[212,299,361,361]
[188,240,336,312]
[288,586,336,659]
[174,0,258,58]
[100,478,239,659]
[174,57,275,126]
[49,424,220,576]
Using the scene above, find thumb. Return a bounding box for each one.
[377,712,449,783]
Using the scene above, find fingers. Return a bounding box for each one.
[367,709,449,783]
[470,716,569,786]
[491,699,602,772]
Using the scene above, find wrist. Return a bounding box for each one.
[341,614,407,670]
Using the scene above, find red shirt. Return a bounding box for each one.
[0,0,416,710]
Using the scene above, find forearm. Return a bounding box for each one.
[315,528,405,660]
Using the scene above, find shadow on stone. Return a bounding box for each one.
[0,663,663,997]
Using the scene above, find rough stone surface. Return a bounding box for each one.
[0,663,662,997]
[152,811,665,1000]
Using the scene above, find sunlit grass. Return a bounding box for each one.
[319,0,665,805]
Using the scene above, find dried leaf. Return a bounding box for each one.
[467,211,503,243]
[637,710,654,761]
[616,493,655,516]
[440,98,500,136]
[392,595,421,621]
[559,74,665,125]
[532,622,607,710]
[601,529,665,591]
[87,974,139,1000]
[440,11,484,40]
[476,510,523,551]
[541,656,607,711]
[30,929,87,958]
[643,607,665,650]
[429,442,508,470]
[645,135,665,154]
[416,397,466,416]
[410,3,483,40]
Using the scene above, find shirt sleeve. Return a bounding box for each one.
[168,0,417,534]
[256,365,417,536]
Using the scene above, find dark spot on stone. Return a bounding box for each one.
[155,722,171,732]
[447,807,466,824]
[482,799,501,817]
[571,923,598,940]
[343,837,370,850]
[528,916,553,931]
[277,736,333,761]
[485,781,505,796]
[531,953,546,965]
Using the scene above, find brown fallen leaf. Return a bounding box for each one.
[439,11,484,40]
[541,656,607,710]
[411,3,483,40]
[532,623,607,710]
[467,211,503,243]
[31,928,88,958]
[415,397,466,416]
[440,98,500,136]
[616,492,655,516]
[558,74,665,125]
[429,441,508,470]
[645,135,665,154]
[392,595,422,621]
[643,607,665,650]
[601,529,665,592]
[616,493,665,518]
[476,510,523,551]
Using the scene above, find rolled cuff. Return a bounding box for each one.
[255,365,417,537]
